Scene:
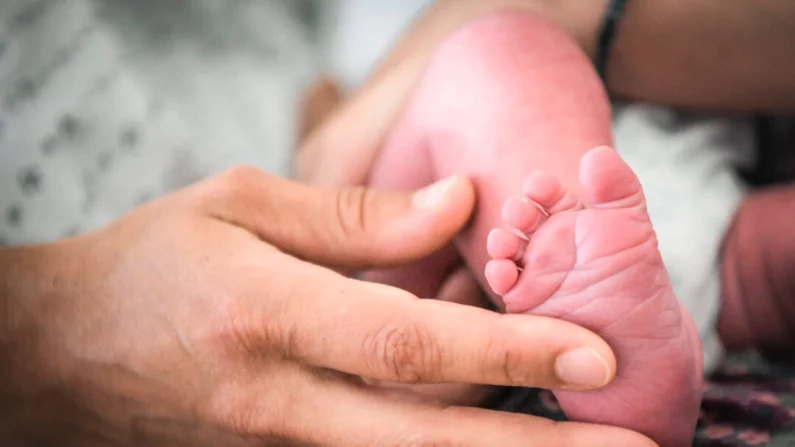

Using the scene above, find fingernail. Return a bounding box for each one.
[555,347,610,388]
[412,176,458,210]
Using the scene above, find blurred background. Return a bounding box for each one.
[0,0,432,245]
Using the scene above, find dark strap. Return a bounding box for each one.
[595,0,630,82]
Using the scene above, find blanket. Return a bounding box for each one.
[491,352,795,446]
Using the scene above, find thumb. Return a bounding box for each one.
[299,175,476,270]
[203,169,475,270]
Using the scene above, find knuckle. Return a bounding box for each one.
[212,390,287,440]
[196,165,282,232]
[333,186,371,240]
[193,165,262,213]
[209,370,304,441]
[215,165,263,200]
[485,329,529,385]
[267,319,302,360]
[210,386,261,435]
[213,297,292,359]
[220,397,260,436]
[363,318,442,383]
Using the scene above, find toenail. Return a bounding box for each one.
[555,347,610,388]
[412,175,458,210]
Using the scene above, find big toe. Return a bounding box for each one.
[579,146,645,209]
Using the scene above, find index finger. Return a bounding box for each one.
[264,256,616,391]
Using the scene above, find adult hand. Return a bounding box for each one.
[0,168,655,446]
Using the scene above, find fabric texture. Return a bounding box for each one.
[612,103,754,373]
[0,0,316,245]
[489,353,795,447]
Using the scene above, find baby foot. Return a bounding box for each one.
[485,146,702,447]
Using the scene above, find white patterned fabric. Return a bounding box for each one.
[0,0,316,244]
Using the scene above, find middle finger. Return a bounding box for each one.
[263,258,616,391]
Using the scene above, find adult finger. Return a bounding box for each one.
[257,257,617,391]
[200,168,475,270]
[361,266,496,407]
[245,371,658,447]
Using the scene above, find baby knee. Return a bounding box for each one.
[423,9,593,92]
[413,8,609,135]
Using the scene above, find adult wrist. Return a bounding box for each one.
[0,244,70,442]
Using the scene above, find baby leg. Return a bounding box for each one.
[376,10,702,447]
[408,10,615,295]
[370,8,615,301]
[364,103,461,299]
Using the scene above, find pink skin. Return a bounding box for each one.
[486,147,703,447]
[365,9,702,446]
